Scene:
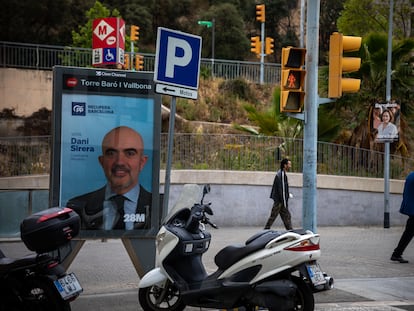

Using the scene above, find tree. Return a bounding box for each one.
[234,86,302,138]
[337,0,413,39]
[319,0,345,65]
[322,33,414,157]
[263,0,299,62]
[71,1,122,49]
[0,0,95,45]
[107,0,154,45]
[199,3,250,60]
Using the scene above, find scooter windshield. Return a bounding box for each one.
[163,184,204,224]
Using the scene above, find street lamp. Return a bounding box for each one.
[198,19,215,76]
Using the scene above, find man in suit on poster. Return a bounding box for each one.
[67,126,152,230]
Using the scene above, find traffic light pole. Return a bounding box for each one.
[383,0,394,229]
[260,21,265,84]
[302,0,320,233]
[130,42,134,70]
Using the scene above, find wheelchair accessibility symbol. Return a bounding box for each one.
[103,48,116,63]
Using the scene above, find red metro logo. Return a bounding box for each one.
[66,77,78,88]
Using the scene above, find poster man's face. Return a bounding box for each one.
[99,127,148,194]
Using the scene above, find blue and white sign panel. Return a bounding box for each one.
[154,27,202,99]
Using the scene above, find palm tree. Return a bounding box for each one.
[320,33,414,154]
[233,86,303,138]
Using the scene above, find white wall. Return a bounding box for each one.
[0,68,52,117]
[0,171,406,227]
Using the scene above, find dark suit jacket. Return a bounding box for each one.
[66,185,152,230]
[270,169,289,207]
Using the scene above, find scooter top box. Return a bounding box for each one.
[20,207,80,253]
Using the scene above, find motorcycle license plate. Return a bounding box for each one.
[305,262,326,286]
[54,273,83,300]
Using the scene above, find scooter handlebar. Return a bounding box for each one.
[204,217,218,229]
[190,203,218,230]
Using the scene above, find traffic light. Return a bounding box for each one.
[256,4,265,22]
[250,36,261,55]
[280,47,306,113]
[130,25,139,42]
[265,37,274,55]
[135,54,144,71]
[124,54,130,70]
[328,32,362,98]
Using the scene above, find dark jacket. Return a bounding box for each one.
[66,185,152,230]
[400,172,414,216]
[270,169,289,207]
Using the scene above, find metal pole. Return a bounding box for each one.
[260,21,265,84]
[300,0,305,48]
[130,42,134,70]
[212,18,215,77]
[162,97,176,221]
[384,0,394,228]
[302,0,320,233]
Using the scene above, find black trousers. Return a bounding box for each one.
[264,201,292,230]
[393,216,414,257]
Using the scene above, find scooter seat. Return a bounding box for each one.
[214,230,282,270]
[0,253,50,273]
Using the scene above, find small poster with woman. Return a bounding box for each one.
[372,100,400,143]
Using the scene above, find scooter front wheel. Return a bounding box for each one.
[138,282,185,311]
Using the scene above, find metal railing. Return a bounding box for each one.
[0,134,412,180]
[0,41,281,84]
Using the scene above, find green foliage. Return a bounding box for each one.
[337,0,388,36]
[338,0,412,39]
[264,0,299,62]
[71,1,121,48]
[319,0,344,65]
[199,66,213,80]
[218,79,254,101]
[199,3,250,60]
[317,106,342,142]
[176,98,197,121]
[234,87,305,138]
[359,33,414,103]
[0,0,95,45]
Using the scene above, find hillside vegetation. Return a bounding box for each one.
[163,77,275,134]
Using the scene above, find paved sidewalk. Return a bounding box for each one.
[2,226,414,310]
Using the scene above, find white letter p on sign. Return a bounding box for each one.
[165,37,192,78]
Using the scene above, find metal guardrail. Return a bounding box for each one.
[1,42,412,180]
[0,41,281,84]
[0,134,412,180]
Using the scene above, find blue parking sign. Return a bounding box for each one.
[154,28,202,90]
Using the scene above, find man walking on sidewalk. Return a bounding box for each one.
[391,171,414,263]
[264,158,293,230]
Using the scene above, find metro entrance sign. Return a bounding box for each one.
[92,18,125,67]
[154,27,202,100]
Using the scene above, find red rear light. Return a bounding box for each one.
[285,239,320,252]
[37,208,73,223]
[47,261,59,269]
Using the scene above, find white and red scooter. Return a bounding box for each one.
[138,184,332,311]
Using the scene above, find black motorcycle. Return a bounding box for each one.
[0,207,83,311]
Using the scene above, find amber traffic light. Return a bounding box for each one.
[135,54,144,71]
[265,37,274,55]
[130,25,139,42]
[250,36,261,55]
[328,32,362,98]
[256,4,265,22]
[280,47,306,113]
